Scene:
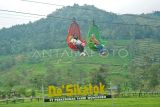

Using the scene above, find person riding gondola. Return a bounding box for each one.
[70,33,86,56]
[90,34,105,55]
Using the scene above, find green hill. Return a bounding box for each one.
[0,4,160,55]
[0,4,160,97]
[0,39,159,97]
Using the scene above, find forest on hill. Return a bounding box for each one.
[0,4,160,55]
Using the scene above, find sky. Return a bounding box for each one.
[0,0,160,29]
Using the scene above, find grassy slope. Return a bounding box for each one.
[0,39,159,90]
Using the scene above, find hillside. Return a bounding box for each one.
[0,4,160,55]
[0,39,159,96]
[0,4,160,98]
[0,40,130,92]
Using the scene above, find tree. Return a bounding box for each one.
[148,64,160,91]
[90,65,108,86]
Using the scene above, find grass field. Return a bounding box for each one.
[1,97,160,107]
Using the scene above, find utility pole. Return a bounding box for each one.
[41,79,45,107]
[110,81,114,107]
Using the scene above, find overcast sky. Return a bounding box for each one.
[0,0,160,29]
